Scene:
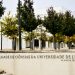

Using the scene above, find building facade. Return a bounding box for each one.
[0,24,68,51]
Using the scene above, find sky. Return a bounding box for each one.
[2,0,75,18]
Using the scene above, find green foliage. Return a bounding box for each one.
[43,7,62,35]
[43,7,63,49]
[62,11,75,37]
[0,1,5,17]
[43,7,75,46]
[24,31,48,41]
[47,36,53,42]
[71,35,75,43]
[17,0,37,32]
[40,33,47,41]
[55,33,64,42]
[0,12,18,38]
[64,35,75,43]
[36,15,43,25]
[24,32,36,41]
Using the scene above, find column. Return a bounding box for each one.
[46,41,48,48]
[39,39,41,49]
[32,39,34,50]
[16,38,19,50]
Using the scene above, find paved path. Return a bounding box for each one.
[0,48,75,53]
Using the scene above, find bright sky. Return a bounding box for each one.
[2,0,75,18]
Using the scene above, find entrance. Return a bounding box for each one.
[34,39,39,47]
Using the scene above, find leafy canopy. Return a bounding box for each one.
[62,11,75,37]
[17,0,37,32]
[0,12,18,38]
[43,7,62,35]
[0,1,5,17]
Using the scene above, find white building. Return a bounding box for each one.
[0,24,68,51]
[24,24,68,50]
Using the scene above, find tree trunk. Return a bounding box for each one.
[68,37,71,49]
[30,40,33,50]
[68,42,71,49]
[30,32,33,50]
[12,37,16,50]
[58,42,60,50]
[53,34,56,50]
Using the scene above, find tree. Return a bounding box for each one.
[0,0,5,50]
[43,7,62,49]
[71,35,75,43]
[17,0,38,49]
[55,13,64,49]
[55,33,64,49]
[62,11,75,49]
[17,0,37,32]
[24,32,36,41]
[0,1,5,17]
[36,15,43,25]
[0,12,18,50]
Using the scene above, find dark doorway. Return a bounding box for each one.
[34,39,39,47]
